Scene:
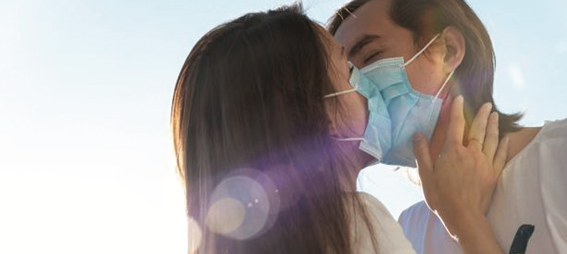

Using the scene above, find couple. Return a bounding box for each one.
[172,0,567,253]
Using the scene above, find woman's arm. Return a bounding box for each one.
[413,95,509,254]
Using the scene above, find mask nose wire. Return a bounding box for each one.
[403,33,442,67]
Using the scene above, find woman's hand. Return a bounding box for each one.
[413,95,509,236]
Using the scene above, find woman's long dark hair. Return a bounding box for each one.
[172,4,377,254]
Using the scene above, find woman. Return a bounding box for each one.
[172,4,507,254]
[329,0,567,253]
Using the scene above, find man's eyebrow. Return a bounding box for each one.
[348,34,380,58]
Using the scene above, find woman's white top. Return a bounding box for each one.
[398,118,567,254]
[349,193,416,254]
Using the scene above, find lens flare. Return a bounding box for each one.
[206,198,246,235]
[207,169,280,240]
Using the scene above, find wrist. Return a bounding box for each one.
[438,206,485,238]
[440,208,505,254]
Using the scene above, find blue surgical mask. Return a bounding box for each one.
[325,66,393,161]
[325,34,454,168]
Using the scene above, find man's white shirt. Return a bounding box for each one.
[399,118,567,254]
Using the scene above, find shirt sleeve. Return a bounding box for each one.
[397,201,464,254]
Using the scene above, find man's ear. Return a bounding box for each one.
[441,26,466,72]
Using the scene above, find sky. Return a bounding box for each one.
[1,0,566,253]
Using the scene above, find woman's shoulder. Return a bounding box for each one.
[343,192,397,230]
[344,192,416,254]
[349,192,393,216]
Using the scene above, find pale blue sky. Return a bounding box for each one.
[1,0,566,253]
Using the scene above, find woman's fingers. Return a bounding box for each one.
[482,112,499,161]
[493,135,510,177]
[447,95,466,147]
[467,102,493,150]
[414,133,433,178]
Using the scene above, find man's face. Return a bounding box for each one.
[334,0,447,96]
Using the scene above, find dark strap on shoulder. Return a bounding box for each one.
[509,224,535,254]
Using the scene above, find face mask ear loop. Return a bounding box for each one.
[324,88,358,99]
[425,70,455,134]
[403,33,442,67]
[433,70,455,100]
[332,137,366,142]
[324,64,358,99]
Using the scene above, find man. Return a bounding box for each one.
[328,0,567,253]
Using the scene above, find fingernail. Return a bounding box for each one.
[491,112,499,120]
[484,102,493,111]
[456,95,464,103]
[479,102,492,113]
